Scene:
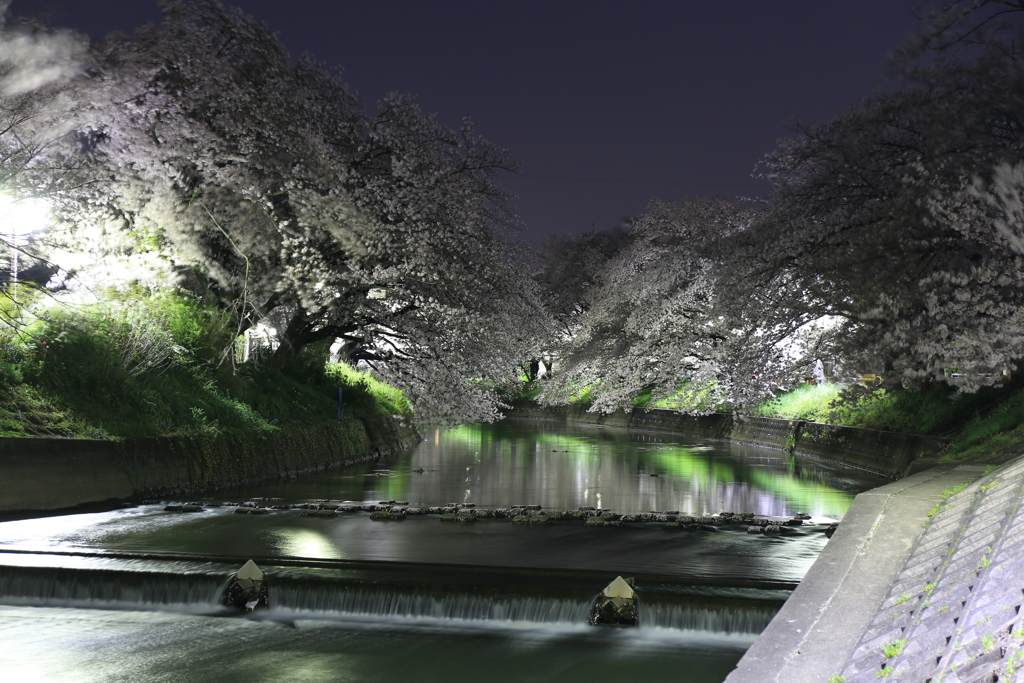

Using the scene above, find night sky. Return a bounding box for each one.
[11,0,921,244]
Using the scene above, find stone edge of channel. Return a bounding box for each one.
[725,462,991,683]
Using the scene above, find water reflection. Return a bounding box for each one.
[0,419,887,583]
[402,420,882,518]
[263,528,343,560]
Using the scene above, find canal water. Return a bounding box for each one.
[0,418,888,682]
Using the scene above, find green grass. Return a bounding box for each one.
[650,381,729,413]
[941,483,969,501]
[632,385,654,408]
[755,383,842,422]
[757,380,1024,442]
[882,639,908,658]
[942,390,1024,459]
[0,290,410,440]
[324,361,412,419]
[570,382,600,404]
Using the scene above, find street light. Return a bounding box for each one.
[0,194,50,303]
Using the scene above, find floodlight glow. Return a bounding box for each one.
[1,194,51,302]
[0,194,50,242]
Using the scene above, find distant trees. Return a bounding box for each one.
[538,199,775,413]
[535,224,634,339]
[7,0,550,425]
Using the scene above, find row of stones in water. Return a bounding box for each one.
[159,500,827,533]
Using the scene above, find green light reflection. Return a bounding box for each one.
[433,422,860,517]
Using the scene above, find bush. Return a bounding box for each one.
[755,383,843,422]
[757,380,1024,436]
[0,286,411,439]
[0,332,29,385]
[652,381,730,413]
[324,362,412,419]
[948,390,1024,452]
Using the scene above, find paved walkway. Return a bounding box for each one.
[727,459,1024,683]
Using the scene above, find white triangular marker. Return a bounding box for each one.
[602,576,635,599]
[236,559,264,581]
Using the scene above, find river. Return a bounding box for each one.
[0,418,888,682]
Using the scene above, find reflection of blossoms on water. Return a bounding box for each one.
[0,420,885,584]
[413,420,879,518]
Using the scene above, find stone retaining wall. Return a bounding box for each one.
[506,401,945,478]
[0,415,419,513]
[793,421,944,478]
[731,415,799,451]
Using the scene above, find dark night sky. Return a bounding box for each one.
[12,0,920,244]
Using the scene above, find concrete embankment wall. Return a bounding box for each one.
[507,402,945,478]
[0,414,419,513]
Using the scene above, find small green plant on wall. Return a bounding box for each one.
[883,639,907,658]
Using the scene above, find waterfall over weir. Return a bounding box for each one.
[0,565,225,612]
[0,562,782,634]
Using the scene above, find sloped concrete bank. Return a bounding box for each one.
[726,454,1024,683]
[0,414,419,513]
[507,401,946,478]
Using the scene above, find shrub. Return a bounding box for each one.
[324,361,412,419]
[755,383,842,422]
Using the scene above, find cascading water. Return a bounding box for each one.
[641,600,779,633]
[0,565,225,611]
[0,561,782,635]
[270,583,593,625]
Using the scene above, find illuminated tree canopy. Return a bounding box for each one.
[3,0,550,426]
[8,0,1024,423]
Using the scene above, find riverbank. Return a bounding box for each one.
[0,415,419,514]
[731,451,1024,682]
[725,461,996,682]
[506,401,946,478]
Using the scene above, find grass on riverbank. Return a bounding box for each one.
[755,380,1024,464]
[940,390,1024,463]
[755,381,1023,435]
[0,291,410,440]
[514,373,1024,465]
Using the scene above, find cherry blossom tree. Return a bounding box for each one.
[0,5,89,323]
[535,224,634,340]
[537,198,783,413]
[0,3,86,191]
[755,19,1024,393]
[539,2,1024,412]
[39,0,549,425]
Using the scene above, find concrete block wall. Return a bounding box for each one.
[730,415,798,451]
[793,421,946,478]
[0,416,419,513]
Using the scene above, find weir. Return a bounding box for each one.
[0,557,783,634]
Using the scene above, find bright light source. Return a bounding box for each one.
[1,194,51,302]
[0,194,50,243]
